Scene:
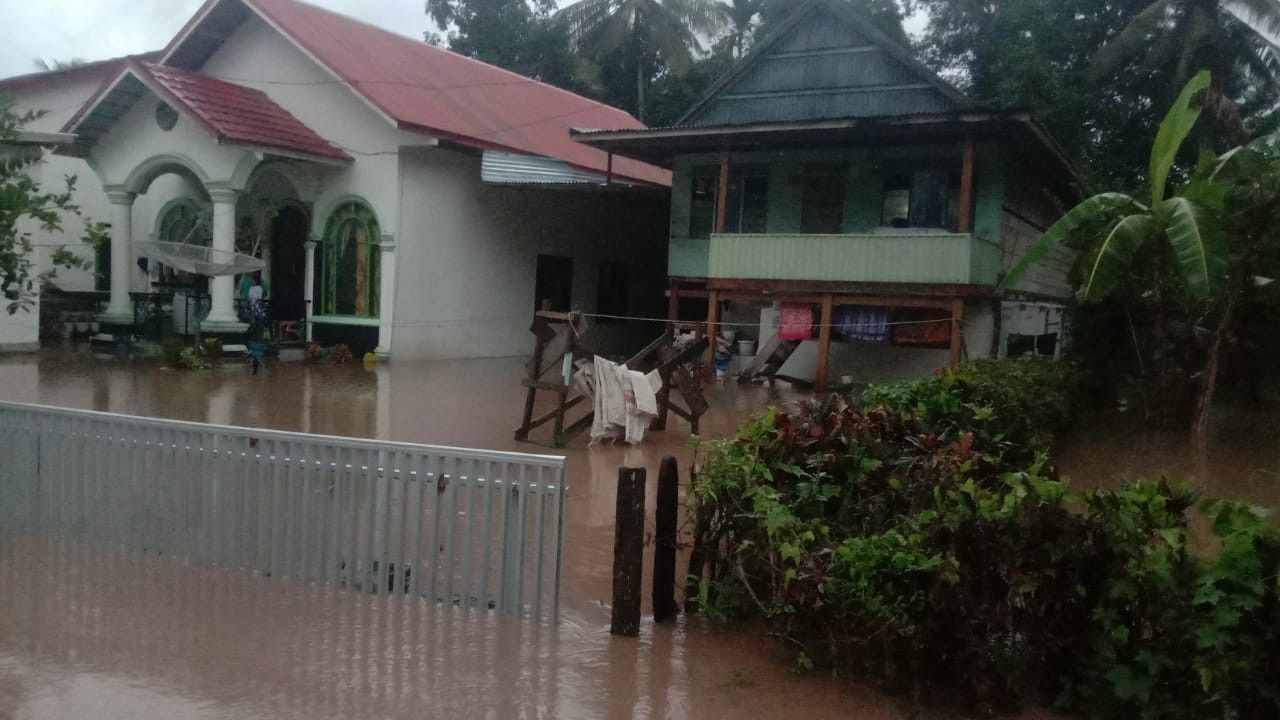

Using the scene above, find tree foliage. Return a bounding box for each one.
[555,0,724,121]
[0,100,100,315]
[425,0,583,90]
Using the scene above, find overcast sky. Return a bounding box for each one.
[1,0,928,80]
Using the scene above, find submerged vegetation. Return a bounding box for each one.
[688,358,1279,717]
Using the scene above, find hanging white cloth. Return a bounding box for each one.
[588,356,662,445]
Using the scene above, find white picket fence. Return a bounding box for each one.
[0,401,567,621]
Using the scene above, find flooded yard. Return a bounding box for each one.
[0,348,1274,719]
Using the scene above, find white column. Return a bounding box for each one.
[303,239,317,343]
[202,187,247,332]
[375,234,397,358]
[98,189,136,325]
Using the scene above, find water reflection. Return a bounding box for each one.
[0,348,1271,719]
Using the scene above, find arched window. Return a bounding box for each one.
[157,198,211,246]
[319,201,380,318]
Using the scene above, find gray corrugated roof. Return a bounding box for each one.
[678,0,968,128]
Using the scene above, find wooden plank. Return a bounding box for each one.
[949,298,966,366]
[556,413,595,448]
[715,149,730,235]
[705,277,998,300]
[704,290,719,370]
[514,386,538,441]
[653,457,680,622]
[611,467,647,636]
[520,379,572,393]
[671,368,709,417]
[958,134,975,234]
[518,394,587,436]
[815,294,833,394]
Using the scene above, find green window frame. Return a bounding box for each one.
[157,198,211,246]
[318,201,380,318]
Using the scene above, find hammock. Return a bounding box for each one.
[135,240,265,277]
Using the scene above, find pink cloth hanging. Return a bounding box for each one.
[778,303,814,341]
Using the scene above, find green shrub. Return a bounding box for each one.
[862,356,1077,453]
[688,391,1279,718]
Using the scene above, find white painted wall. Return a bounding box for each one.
[1,72,105,349]
[396,148,669,359]
[4,72,210,299]
[199,13,435,240]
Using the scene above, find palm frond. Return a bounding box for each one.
[1226,0,1280,39]
[557,0,624,46]
[1092,0,1177,79]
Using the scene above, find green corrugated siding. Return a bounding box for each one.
[706,233,996,284]
[684,4,959,127]
[667,144,1008,283]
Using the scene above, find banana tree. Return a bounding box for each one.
[1002,70,1235,435]
[1004,70,1225,303]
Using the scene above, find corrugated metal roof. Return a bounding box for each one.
[481,150,638,186]
[0,52,162,92]
[679,0,967,128]
[158,0,670,187]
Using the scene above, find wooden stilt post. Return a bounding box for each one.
[949,298,965,367]
[704,290,720,373]
[958,134,976,234]
[653,456,680,622]
[611,467,646,636]
[815,293,834,394]
[716,149,731,235]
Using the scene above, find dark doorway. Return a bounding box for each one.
[535,254,574,312]
[271,205,309,324]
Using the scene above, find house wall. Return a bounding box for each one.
[1000,158,1074,299]
[199,13,436,241]
[396,148,669,360]
[2,72,112,296]
[667,143,1004,279]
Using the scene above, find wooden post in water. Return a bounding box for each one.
[653,456,680,622]
[611,467,646,636]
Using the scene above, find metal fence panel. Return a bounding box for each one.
[0,401,567,621]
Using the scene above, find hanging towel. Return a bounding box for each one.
[589,356,662,445]
[778,303,814,341]
[891,308,953,346]
[835,306,890,343]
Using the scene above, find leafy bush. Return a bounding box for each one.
[862,356,1077,454]
[689,376,1279,717]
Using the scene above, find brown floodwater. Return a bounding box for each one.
[0,347,1273,719]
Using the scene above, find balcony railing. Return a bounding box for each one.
[674,232,1001,286]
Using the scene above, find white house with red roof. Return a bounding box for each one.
[0,0,670,358]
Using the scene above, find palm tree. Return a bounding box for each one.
[1092,0,1280,138]
[33,58,86,72]
[556,0,724,121]
[715,0,767,57]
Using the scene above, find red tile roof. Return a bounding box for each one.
[140,62,350,161]
[241,0,669,186]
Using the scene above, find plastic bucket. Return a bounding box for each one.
[737,339,756,356]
